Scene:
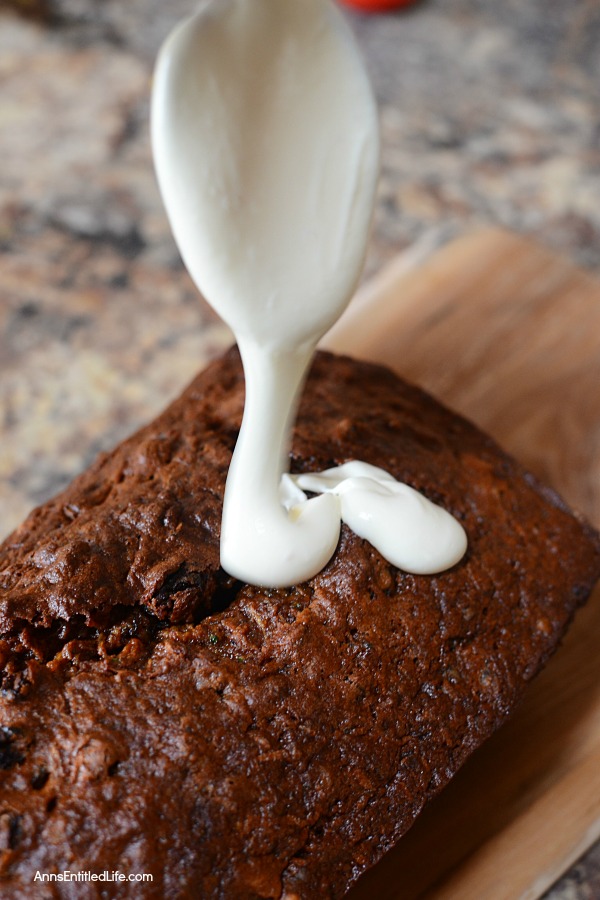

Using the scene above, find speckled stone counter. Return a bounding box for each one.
[1,0,599,895]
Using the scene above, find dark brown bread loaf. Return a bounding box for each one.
[1,348,599,899]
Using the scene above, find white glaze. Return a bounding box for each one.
[152,0,378,350]
[152,0,467,587]
[289,462,467,575]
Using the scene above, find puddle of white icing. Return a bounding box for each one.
[152,0,467,587]
[285,462,467,575]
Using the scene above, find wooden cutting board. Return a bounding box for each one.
[322,228,600,899]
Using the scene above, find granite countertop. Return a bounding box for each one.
[1,0,599,895]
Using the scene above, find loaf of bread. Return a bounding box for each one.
[1,348,599,898]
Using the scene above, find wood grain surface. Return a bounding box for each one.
[322,228,600,899]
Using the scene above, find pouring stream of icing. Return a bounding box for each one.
[152,0,467,586]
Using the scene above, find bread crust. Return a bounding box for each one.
[1,348,599,898]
